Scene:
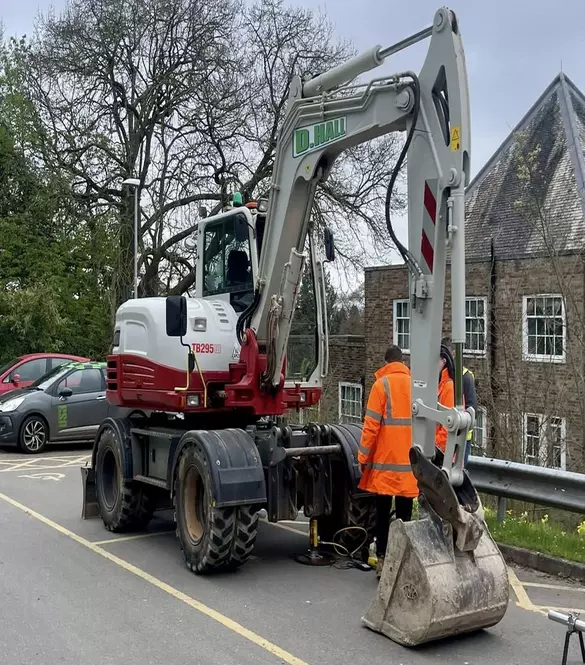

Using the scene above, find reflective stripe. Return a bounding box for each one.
[364,462,413,472]
[381,376,411,426]
[383,417,412,426]
[358,442,370,456]
[365,409,383,423]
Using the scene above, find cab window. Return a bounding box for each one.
[203,213,252,297]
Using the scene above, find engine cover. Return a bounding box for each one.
[112,297,241,374]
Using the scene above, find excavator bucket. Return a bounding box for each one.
[361,448,509,646]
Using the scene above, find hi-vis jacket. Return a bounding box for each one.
[435,367,454,452]
[436,367,468,451]
[357,362,418,498]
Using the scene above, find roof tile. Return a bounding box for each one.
[464,74,585,260]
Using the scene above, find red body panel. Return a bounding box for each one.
[106,329,321,417]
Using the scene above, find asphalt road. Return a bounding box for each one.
[0,446,584,665]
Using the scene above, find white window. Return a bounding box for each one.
[465,297,487,355]
[392,299,410,353]
[522,413,567,470]
[338,382,363,424]
[471,407,488,455]
[522,295,566,363]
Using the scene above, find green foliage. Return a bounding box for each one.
[484,506,585,565]
[0,46,115,364]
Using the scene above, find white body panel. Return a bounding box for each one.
[112,297,241,372]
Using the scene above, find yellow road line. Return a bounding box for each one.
[0,491,309,665]
[0,459,39,473]
[92,531,175,545]
[522,581,585,592]
[534,604,585,614]
[508,568,545,615]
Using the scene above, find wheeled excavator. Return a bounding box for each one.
[81,6,510,646]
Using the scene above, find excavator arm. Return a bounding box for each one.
[245,6,473,482]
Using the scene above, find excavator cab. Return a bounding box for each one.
[195,206,257,313]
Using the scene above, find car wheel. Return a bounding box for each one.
[19,415,49,454]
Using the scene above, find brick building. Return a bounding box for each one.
[321,73,585,473]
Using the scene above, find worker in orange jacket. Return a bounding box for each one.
[436,344,466,454]
[358,345,418,576]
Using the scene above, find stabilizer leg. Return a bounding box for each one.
[81,466,100,519]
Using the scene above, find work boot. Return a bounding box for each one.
[375,555,385,579]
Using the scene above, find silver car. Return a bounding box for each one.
[0,361,109,454]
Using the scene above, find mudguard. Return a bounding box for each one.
[329,423,369,497]
[170,428,267,508]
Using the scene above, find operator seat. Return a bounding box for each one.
[227,249,251,286]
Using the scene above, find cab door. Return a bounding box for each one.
[51,367,108,441]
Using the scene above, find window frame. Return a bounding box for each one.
[56,367,105,396]
[392,299,411,354]
[471,406,488,455]
[464,296,488,357]
[338,381,363,425]
[522,412,567,470]
[202,213,253,298]
[522,294,566,364]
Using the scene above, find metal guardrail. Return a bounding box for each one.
[466,455,585,515]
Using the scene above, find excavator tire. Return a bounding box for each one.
[174,442,259,574]
[95,427,155,532]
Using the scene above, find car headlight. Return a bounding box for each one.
[0,396,26,413]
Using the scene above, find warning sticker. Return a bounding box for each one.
[58,404,67,430]
[450,126,461,151]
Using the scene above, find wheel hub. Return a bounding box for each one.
[23,420,46,451]
[184,465,206,543]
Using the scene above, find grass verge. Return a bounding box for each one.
[484,507,585,565]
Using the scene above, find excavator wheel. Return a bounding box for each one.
[95,426,155,532]
[174,442,259,574]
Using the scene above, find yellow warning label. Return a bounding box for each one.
[450,126,461,151]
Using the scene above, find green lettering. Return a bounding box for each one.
[314,123,325,147]
[325,121,335,142]
[295,129,310,155]
[340,117,346,135]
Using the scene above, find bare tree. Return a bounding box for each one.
[14,0,404,307]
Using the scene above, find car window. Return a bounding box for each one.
[49,357,73,371]
[0,357,19,380]
[58,368,104,395]
[13,358,48,382]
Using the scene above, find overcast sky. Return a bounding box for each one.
[2,0,584,282]
[3,0,583,177]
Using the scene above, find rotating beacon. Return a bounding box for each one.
[81,6,509,646]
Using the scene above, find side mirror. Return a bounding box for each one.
[234,213,249,243]
[59,387,73,398]
[324,227,335,262]
[12,373,20,386]
[166,295,188,337]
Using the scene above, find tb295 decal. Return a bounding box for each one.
[191,343,221,354]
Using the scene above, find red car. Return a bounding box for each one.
[0,353,90,395]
